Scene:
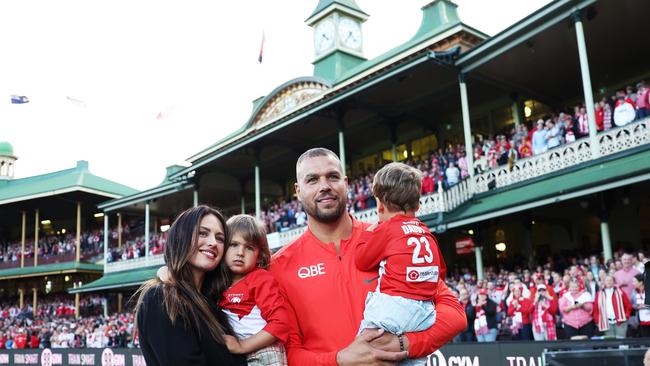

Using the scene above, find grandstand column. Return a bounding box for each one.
[32,288,37,315]
[145,202,150,257]
[18,288,24,308]
[117,213,122,248]
[338,121,347,176]
[572,10,600,158]
[241,196,245,214]
[193,184,199,207]
[75,202,81,262]
[75,293,80,318]
[389,122,398,162]
[475,246,484,280]
[34,209,39,266]
[511,94,522,127]
[458,74,476,180]
[255,159,261,219]
[103,213,109,269]
[600,215,613,263]
[118,292,123,313]
[20,211,26,268]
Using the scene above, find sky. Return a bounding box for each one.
[1,0,551,191]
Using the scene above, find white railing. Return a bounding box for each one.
[104,254,165,273]
[106,118,650,269]
[472,117,649,193]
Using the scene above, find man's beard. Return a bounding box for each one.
[304,196,347,223]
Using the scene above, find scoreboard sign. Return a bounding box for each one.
[455,237,475,255]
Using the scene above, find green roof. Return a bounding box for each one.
[0,261,102,280]
[441,147,650,227]
[0,160,138,205]
[68,266,160,293]
[0,141,14,157]
[307,0,368,23]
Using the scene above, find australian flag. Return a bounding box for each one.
[11,95,29,104]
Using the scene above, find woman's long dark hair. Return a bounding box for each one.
[134,205,232,343]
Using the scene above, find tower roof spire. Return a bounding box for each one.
[306,0,368,25]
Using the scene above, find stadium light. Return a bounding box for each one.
[61,228,66,234]
[468,229,474,235]
[64,275,70,282]
[94,212,104,218]
[524,106,532,118]
[41,219,51,225]
[495,242,507,252]
[160,224,171,232]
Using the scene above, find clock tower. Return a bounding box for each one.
[306,0,368,82]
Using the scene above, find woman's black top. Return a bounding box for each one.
[137,285,246,366]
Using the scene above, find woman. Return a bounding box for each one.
[559,278,595,338]
[594,275,632,337]
[632,273,650,337]
[135,206,245,366]
[531,284,558,340]
[469,288,498,342]
[507,286,533,340]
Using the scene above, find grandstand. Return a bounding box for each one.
[1,0,650,364]
[0,147,137,317]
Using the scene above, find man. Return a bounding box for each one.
[270,148,465,365]
[615,252,641,299]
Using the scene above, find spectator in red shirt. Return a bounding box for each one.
[636,82,650,119]
[507,286,533,340]
[421,170,435,195]
[595,102,605,131]
[14,330,27,349]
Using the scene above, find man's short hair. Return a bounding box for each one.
[295,147,341,180]
[372,162,422,212]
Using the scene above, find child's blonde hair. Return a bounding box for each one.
[372,162,422,212]
[226,214,271,269]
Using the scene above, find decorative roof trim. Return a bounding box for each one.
[0,186,122,206]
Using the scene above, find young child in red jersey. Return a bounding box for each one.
[355,162,446,366]
[220,214,290,366]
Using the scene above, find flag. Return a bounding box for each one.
[258,31,265,63]
[66,96,87,108]
[11,95,29,104]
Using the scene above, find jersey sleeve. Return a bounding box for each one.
[251,270,292,343]
[354,222,391,271]
[404,282,467,358]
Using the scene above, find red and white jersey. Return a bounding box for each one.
[219,268,291,343]
[355,215,446,301]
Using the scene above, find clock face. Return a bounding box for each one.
[314,19,335,55]
[338,17,362,50]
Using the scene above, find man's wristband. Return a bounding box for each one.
[397,334,405,352]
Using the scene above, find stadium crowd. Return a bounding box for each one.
[0,296,136,349]
[259,82,650,233]
[450,249,648,342]
[0,231,104,268]
[0,296,134,349]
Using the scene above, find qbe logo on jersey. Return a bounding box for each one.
[406,266,439,282]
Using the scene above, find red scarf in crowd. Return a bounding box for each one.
[532,299,556,340]
[474,306,489,336]
[594,287,628,332]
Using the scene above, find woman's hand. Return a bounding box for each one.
[224,335,245,354]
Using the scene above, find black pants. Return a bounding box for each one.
[640,325,650,338]
[514,324,533,340]
[563,321,595,339]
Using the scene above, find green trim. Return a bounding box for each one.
[68,266,159,293]
[0,262,103,280]
[438,146,650,227]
